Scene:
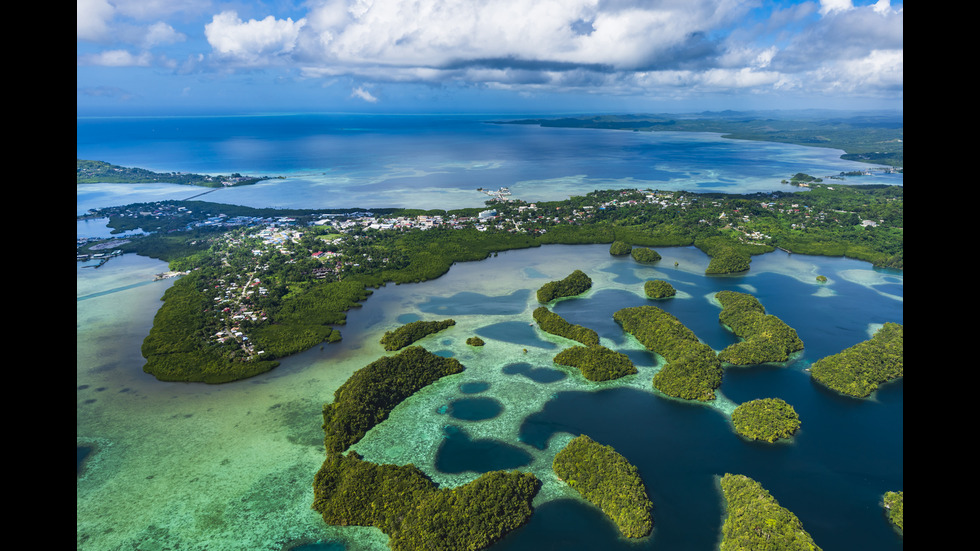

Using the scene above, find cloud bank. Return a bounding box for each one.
[78,0,903,107]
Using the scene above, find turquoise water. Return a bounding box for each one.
[77,244,901,550]
[77,113,901,213]
[77,115,901,549]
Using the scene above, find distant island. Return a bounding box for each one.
[77,159,279,188]
[497,113,903,168]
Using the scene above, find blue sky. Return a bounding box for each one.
[77,0,903,116]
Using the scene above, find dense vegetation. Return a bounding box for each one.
[644,280,676,299]
[715,291,804,365]
[609,240,632,255]
[719,473,822,550]
[630,247,661,263]
[466,336,485,346]
[321,346,464,453]
[553,345,638,382]
[77,159,275,187]
[81,160,901,382]
[882,491,903,531]
[380,319,456,351]
[613,305,723,401]
[696,236,772,274]
[312,451,540,551]
[809,323,903,397]
[552,435,653,538]
[532,307,600,346]
[731,398,801,442]
[536,269,593,303]
[139,271,285,383]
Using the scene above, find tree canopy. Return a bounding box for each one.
[552,435,652,538]
[731,398,801,442]
[380,319,456,351]
[536,269,593,303]
[719,473,822,551]
[614,305,723,401]
[715,291,804,365]
[532,306,600,346]
[553,345,638,382]
[809,322,903,397]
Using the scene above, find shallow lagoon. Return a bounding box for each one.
[77,243,902,550]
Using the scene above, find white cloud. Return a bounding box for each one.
[819,0,854,16]
[205,11,307,65]
[351,86,378,102]
[142,21,185,48]
[77,0,116,41]
[78,49,154,67]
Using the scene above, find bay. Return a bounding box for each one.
[77,114,901,550]
[77,243,902,550]
[77,113,901,213]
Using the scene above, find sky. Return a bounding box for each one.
[77,0,903,116]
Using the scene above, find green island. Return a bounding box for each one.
[630,246,662,263]
[312,451,540,551]
[552,345,638,382]
[312,344,541,550]
[809,322,903,397]
[613,305,723,401]
[783,172,823,187]
[532,306,600,346]
[536,269,593,303]
[499,113,903,167]
[697,235,771,274]
[731,398,801,443]
[644,279,676,299]
[609,240,632,255]
[552,435,653,538]
[882,491,903,532]
[77,159,278,188]
[719,473,822,550]
[715,291,804,365]
[466,336,485,346]
[321,346,464,454]
[78,160,901,383]
[380,319,456,351]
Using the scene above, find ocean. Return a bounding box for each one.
[77,114,902,550]
[76,113,902,216]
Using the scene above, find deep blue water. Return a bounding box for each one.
[490,255,902,550]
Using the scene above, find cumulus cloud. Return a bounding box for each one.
[79,0,902,104]
[77,0,116,41]
[205,11,307,65]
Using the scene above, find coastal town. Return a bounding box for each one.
[78,178,900,361]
